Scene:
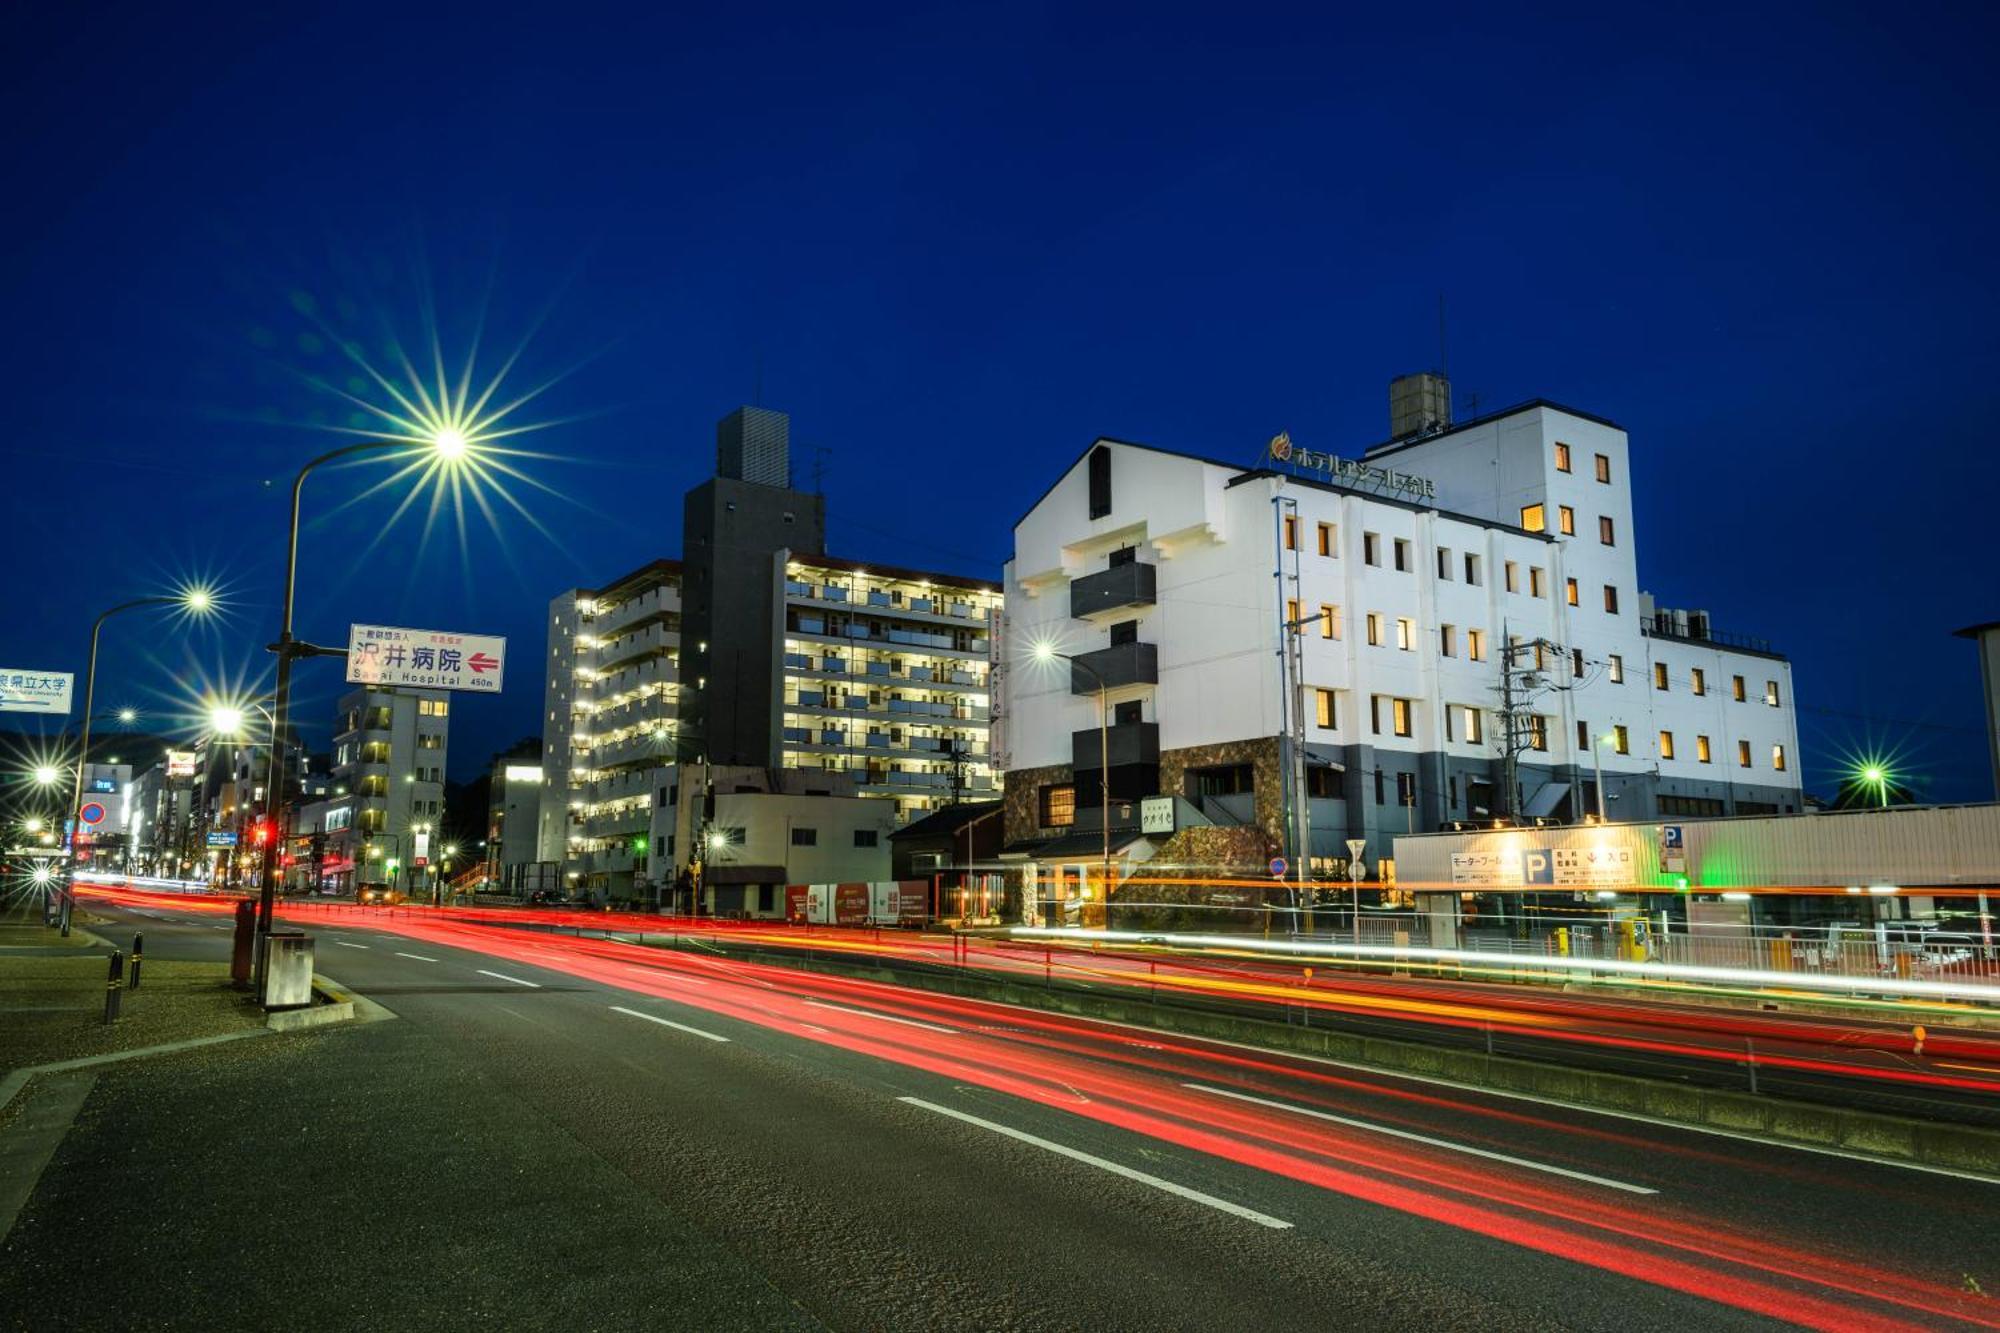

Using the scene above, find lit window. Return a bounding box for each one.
[1595,453,1611,483]
[1320,604,1339,639]
[1599,515,1615,545]
[1283,514,1298,551]
[1039,784,1075,827]
[1527,715,1548,751]
[1460,706,1483,744]
[1772,743,1788,772]
[1732,675,1747,702]
[1565,577,1578,606]
[1765,679,1781,707]
[1555,442,1572,472]
[1654,661,1669,691]
[1608,654,1624,683]
[1392,698,1413,738]
[1691,668,1706,696]
[1603,585,1619,614]
[1659,731,1676,760]
[1316,689,1335,729]
[1558,505,1575,536]
[1738,739,1753,768]
[1366,613,1383,647]
[1317,522,1335,557]
[1612,725,1630,755]
[1468,629,1487,662]
[1287,598,1302,630]
[1697,735,1712,763]
[1395,617,1414,651]
[1520,504,1546,533]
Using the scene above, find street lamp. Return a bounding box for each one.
[1589,730,1620,822]
[254,426,471,947]
[1860,764,1890,809]
[55,585,215,932]
[1031,640,1111,925]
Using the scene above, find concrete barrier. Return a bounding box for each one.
[669,936,2000,1176]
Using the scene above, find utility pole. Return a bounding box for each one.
[1497,628,1564,824]
[1272,492,1312,929]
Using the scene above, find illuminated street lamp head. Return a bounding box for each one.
[706,831,726,852]
[1861,764,1886,785]
[24,818,44,833]
[32,864,55,887]
[431,426,469,459]
[117,708,137,724]
[182,586,215,614]
[32,764,59,786]
[208,704,246,738]
[1031,640,1058,663]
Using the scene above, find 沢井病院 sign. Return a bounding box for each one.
[346,625,506,694]
[0,669,74,715]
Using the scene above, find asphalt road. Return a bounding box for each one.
[20,893,2000,1331]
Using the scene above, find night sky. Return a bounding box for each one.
[3,3,1996,799]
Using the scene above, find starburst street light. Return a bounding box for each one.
[33,764,60,786]
[208,704,247,738]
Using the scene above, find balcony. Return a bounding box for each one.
[1071,561,1157,619]
[593,622,675,673]
[1071,721,1161,772]
[595,585,680,638]
[1070,641,1157,694]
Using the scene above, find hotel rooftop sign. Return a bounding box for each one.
[1269,433,1435,500]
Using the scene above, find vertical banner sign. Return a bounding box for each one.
[346,625,506,694]
[412,831,431,867]
[0,670,75,714]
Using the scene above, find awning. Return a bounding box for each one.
[1524,781,1570,818]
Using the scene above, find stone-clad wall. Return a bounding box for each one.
[1002,762,1073,846]
[1156,736,1284,845]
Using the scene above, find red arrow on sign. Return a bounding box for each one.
[467,652,500,674]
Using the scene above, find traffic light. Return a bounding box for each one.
[633,835,648,853]
[252,821,271,845]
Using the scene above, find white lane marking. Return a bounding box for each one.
[898,1096,1292,1230]
[395,952,439,963]
[622,965,709,985]
[1184,1084,1657,1195]
[799,1023,832,1035]
[335,941,371,950]
[610,1005,730,1043]
[805,1000,958,1035]
[478,969,540,988]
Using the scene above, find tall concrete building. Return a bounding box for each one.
[320,685,450,892]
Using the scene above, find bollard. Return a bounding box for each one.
[104,949,125,1024]
[130,933,144,990]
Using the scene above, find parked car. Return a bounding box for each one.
[358,882,404,906]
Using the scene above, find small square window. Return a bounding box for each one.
[1520,504,1546,533]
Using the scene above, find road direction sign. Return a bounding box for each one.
[1,669,74,715]
[346,625,506,694]
[206,831,239,848]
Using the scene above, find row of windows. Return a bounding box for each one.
[1553,441,1613,483]
[787,826,882,848]
[1651,661,1782,705]
[1586,721,1785,769]
[1519,504,1615,546]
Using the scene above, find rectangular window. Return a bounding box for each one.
[1577,719,1591,750]
[1110,619,1138,645]
[1599,515,1615,546]
[1436,547,1451,580]
[1363,532,1380,566]
[1772,743,1788,772]
[1373,768,1386,804]
[1691,668,1706,696]
[1733,739,1752,768]
[1393,538,1411,572]
[1528,715,1548,751]
[1395,617,1414,651]
[1555,442,1572,473]
[1319,604,1338,639]
[1461,705,1484,744]
[1732,674,1747,702]
[1396,772,1416,806]
[853,829,878,848]
[1315,688,1335,729]
[1468,629,1487,662]
[1558,505,1575,536]
[1603,584,1619,614]
[1608,653,1624,683]
[1571,647,1584,676]
[1283,513,1299,550]
[1440,624,1457,657]
[1520,504,1546,533]
[1659,731,1676,761]
[1287,598,1302,631]
[1366,613,1383,646]
[1505,561,1519,593]
[1088,445,1112,518]
[1613,724,1630,755]
[1765,679,1781,707]
[1370,695,1381,735]
[1696,735,1712,764]
[1464,553,1481,585]
[1529,567,1546,598]
[1595,453,1611,483]
[1565,577,1579,607]
[1317,521,1335,556]
[1392,698,1413,738]
[790,826,818,846]
[1654,661,1669,691]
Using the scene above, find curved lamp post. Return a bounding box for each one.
[56,589,213,932]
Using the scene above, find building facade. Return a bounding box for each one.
[487,740,546,892]
[321,686,450,893]
[1001,385,1803,887]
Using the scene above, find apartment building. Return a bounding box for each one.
[1000,377,1803,891]
[319,686,450,892]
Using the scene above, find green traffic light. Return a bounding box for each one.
[633,836,648,853]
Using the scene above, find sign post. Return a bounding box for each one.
[1346,837,1367,946]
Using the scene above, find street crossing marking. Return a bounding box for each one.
[477,969,540,988]
[806,1000,957,1035]
[1183,1083,1658,1195]
[395,952,439,963]
[897,1096,1293,1230]
[609,1005,730,1043]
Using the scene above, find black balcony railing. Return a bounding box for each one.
[1070,641,1158,694]
[1071,721,1161,772]
[1071,561,1157,619]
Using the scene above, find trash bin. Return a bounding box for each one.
[260,932,315,1010]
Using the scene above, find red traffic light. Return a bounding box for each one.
[252,822,272,844]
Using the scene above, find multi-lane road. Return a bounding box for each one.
[53,886,2000,1330]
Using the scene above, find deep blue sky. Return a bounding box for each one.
[3,2,1996,798]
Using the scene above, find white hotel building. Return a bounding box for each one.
[1000,377,1803,876]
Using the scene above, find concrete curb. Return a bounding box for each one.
[0,1028,274,1115]
[671,937,2000,1178]
[261,974,394,1031]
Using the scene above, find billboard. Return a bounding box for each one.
[165,750,198,778]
